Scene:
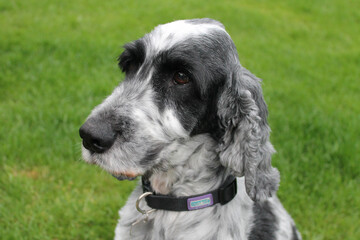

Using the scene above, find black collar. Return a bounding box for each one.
[141,175,237,211]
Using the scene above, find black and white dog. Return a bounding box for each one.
[80,18,301,240]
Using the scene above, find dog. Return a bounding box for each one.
[79,18,301,240]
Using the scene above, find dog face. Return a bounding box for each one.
[80,19,232,176]
[80,18,279,201]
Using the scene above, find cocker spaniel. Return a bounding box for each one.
[79,18,301,240]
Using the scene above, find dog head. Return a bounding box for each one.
[79,18,279,201]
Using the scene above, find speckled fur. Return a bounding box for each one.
[80,19,301,240]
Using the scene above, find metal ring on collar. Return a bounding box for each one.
[135,192,156,215]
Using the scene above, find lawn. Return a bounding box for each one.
[0,0,359,239]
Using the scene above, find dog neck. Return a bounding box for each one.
[146,134,231,196]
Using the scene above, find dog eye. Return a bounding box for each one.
[173,71,190,85]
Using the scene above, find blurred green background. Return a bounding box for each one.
[1,0,359,239]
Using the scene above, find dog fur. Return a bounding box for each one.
[80,18,301,240]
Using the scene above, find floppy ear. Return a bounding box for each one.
[217,66,279,202]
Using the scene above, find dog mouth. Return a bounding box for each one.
[111,171,140,181]
[82,144,144,181]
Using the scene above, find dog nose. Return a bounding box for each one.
[79,118,117,153]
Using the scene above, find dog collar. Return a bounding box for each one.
[141,175,237,211]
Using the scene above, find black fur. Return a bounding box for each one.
[248,201,277,240]
[292,225,300,240]
[118,39,146,74]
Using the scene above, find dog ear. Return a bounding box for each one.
[217,66,279,202]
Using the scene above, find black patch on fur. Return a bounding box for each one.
[150,48,206,130]
[112,115,135,142]
[140,144,167,166]
[148,30,232,135]
[190,82,225,140]
[292,225,300,240]
[248,201,277,240]
[118,39,146,74]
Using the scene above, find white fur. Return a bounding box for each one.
[80,19,301,240]
[115,136,255,240]
[147,20,226,54]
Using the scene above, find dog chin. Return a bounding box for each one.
[108,166,143,180]
[111,173,138,181]
[81,146,143,181]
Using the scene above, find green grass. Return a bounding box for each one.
[1,0,359,239]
